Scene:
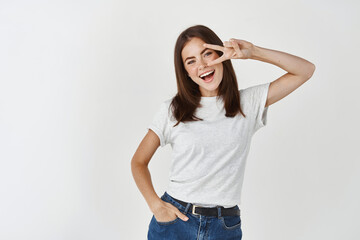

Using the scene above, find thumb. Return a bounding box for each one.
[174,208,189,221]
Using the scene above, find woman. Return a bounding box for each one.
[131,25,315,239]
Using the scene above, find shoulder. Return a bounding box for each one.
[239,82,270,114]
[164,97,172,107]
[239,87,249,101]
[239,86,254,106]
[239,88,251,114]
[162,97,173,113]
[239,82,270,103]
[157,97,175,121]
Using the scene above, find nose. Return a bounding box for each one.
[198,58,208,70]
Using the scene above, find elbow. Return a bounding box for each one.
[310,62,316,74]
[131,158,145,177]
[131,156,149,169]
[305,62,316,80]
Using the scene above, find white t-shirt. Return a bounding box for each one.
[147,82,270,208]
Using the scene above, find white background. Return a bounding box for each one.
[1,0,359,239]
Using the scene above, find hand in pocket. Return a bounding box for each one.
[153,201,188,222]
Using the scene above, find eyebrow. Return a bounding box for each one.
[184,48,210,62]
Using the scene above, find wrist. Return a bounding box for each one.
[250,45,263,60]
[149,197,164,213]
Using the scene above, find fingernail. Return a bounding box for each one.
[184,217,189,220]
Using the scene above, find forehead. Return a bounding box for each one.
[181,37,206,61]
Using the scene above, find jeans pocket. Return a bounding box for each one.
[153,215,180,226]
[152,193,183,226]
[220,215,241,230]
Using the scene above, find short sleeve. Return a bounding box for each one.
[147,101,172,147]
[241,82,271,134]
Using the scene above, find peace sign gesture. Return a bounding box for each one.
[203,39,256,67]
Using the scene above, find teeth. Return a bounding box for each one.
[200,70,214,78]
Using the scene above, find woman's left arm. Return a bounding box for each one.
[204,39,316,108]
[251,45,315,79]
[250,44,316,108]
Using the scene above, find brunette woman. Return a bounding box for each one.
[131,24,315,239]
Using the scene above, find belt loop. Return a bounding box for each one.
[184,203,191,214]
[217,206,221,219]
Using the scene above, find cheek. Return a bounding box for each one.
[216,65,224,77]
[186,67,197,77]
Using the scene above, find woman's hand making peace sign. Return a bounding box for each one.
[203,39,256,67]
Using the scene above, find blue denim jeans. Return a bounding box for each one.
[148,191,242,240]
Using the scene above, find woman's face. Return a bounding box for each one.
[181,37,223,97]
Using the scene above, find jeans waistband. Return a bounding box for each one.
[161,191,240,218]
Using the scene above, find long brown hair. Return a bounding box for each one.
[170,24,246,127]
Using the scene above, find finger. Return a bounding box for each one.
[175,209,189,221]
[223,41,232,48]
[233,39,251,49]
[207,55,226,66]
[203,43,224,52]
[230,39,242,57]
[231,38,243,44]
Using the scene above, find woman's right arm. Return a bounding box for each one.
[130,129,189,221]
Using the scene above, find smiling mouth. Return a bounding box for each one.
[200,70,215,82]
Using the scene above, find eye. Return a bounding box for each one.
[187,60,194,65]
[204,51,212,56]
